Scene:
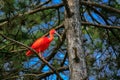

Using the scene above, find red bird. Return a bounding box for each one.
[26,29,61,57]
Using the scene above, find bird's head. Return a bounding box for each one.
[50,29,62,41]
[50,29,56,34]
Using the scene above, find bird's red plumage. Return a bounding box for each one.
[26,37,51,56]
[26,29,56,56]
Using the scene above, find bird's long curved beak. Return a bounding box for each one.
[55,31,62,41]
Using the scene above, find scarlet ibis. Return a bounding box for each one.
[26,29,61,57]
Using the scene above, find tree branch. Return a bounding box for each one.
[1,1,120,28]
[81,21,120,29]
[62,0,73,17]
[35,0,52,9]
[0,33,63,80]
[80,1,120,14]
[0,3,64,27]
[3,66,68,80]
[60,51,68,67]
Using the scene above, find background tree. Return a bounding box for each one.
[0,0,120,80]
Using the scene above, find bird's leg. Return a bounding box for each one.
[38,52,42,58]
[38,52,45,59]
[38,52,46,61]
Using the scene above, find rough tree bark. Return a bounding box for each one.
[63,0,87,80]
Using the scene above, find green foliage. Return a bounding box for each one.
[2,0,15,13]
[0,0,120,79]
[52,59,60,68]
[0,0,63,79]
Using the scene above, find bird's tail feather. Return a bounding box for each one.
[26,50,33,56]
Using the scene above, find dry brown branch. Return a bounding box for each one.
[47,21,120,30]
[81,21,120,29]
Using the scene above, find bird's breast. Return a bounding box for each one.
[31,37,52,53]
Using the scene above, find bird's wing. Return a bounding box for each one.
[26,37,45,56]
[31,37,49,49]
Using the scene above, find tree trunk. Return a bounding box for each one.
[64,0,87,80]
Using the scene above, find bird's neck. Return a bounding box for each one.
[49,33,54,42]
